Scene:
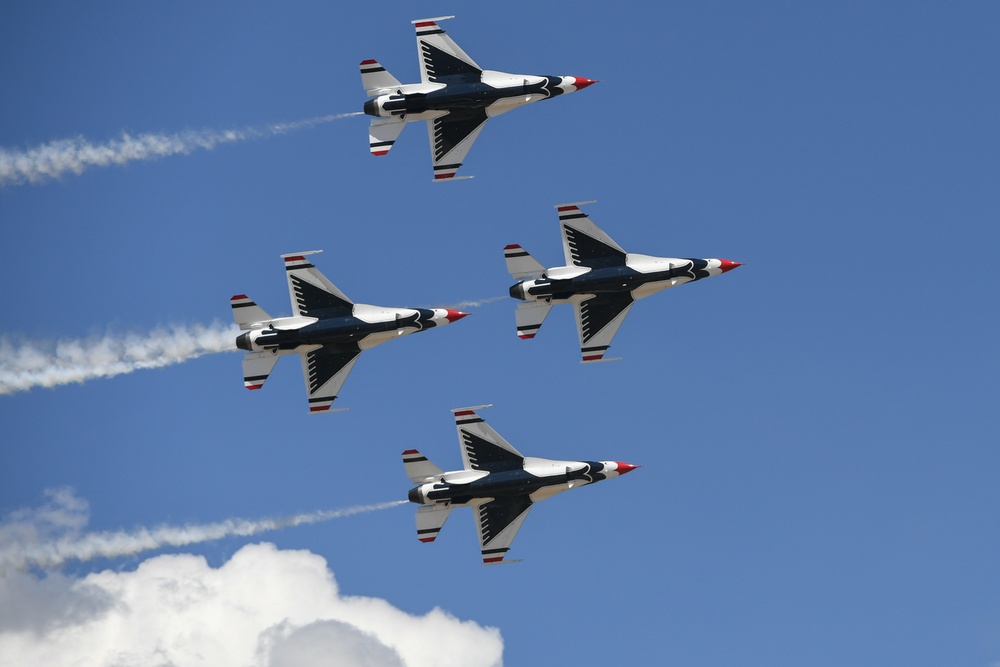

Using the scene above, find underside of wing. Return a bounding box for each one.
[300,346,362,413]
[476,495,533,564]
[427,111,488,180]
[413,17,481,84]
[557,203,627,268]
[574,293,635,362]
[453,406,524,472]
[282,252,353,319]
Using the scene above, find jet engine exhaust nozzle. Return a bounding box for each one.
[508,283,526,300]
[235,332,252,351]
[407,487,424,504]
[363,98,378,117]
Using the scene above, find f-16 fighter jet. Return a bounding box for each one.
[505,202,741,362]
[360,16,597,181]
[231,251,467,413]
[403,405,637,564]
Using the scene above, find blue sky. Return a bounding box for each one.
[1,2,999,665]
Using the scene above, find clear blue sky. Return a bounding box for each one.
[1,2,999,665]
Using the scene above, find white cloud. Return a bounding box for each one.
[0,544,503,667]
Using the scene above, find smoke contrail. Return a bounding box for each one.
[0,497,408,570]
[0,112,362,187]
[0,321,240,395]
[441,295,507,309]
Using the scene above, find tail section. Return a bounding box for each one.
[403,449,444,483]
[515,301,553,340]
[503,244,545,280]
[241,351,280,391]
[230,295,272,330]
[360,59,402,96]
[415,504,452,543]
[368,117,407,156]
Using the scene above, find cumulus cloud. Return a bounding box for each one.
[0,490,503,666]
[0,543,504,667]
[0,113,362,187]
[0,321,239,395]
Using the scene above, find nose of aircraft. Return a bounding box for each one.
[719,259,742,273]
[445,310,469,323]
[615,462,639,475]
[570,76,598,90]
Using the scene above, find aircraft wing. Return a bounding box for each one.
[413,17,481,85]
[453,406,524,472]
[574,293,635,362]
[282,251,353,318]
[427,110,488,180]
[475,495,533,564]
[557,202,628,268]
[299,346,362,413]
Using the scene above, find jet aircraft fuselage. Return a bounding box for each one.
[363,73,586,119]
[236,308,459,353]
[359,17,596,179]
[508,255,739,303]
[408,458,633,507]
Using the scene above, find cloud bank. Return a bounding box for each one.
[0,321,239,395]
[0,113,361,187]
[0,543,503,667]
[0,489,503,666]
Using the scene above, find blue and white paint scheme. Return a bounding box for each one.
[361,16,597,181]
[505,202,742,362]
[231,251,467,413]
[403,405,637,564]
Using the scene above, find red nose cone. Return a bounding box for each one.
[572,77,598,90]
[615,462,639,475]
[445,310,469,323]
[719,259,742,273]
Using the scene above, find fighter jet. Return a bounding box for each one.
[505,202,741,362]
[231,250,467,413]
[404,405,637,564]
[360,16,597,181]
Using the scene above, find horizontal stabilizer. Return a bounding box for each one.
[360,59,402,96]
[369,118,407,157]
[515,300,553,340]
[230,295,272,330]
[403,449,445,484]
[242,351,280,390]
[415,504,452,543]
[503,245,545,280]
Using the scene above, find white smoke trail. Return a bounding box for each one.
[0,112,362,187]
[0,489,407,570]
[441,295,507,309]
[0,321,240,395]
